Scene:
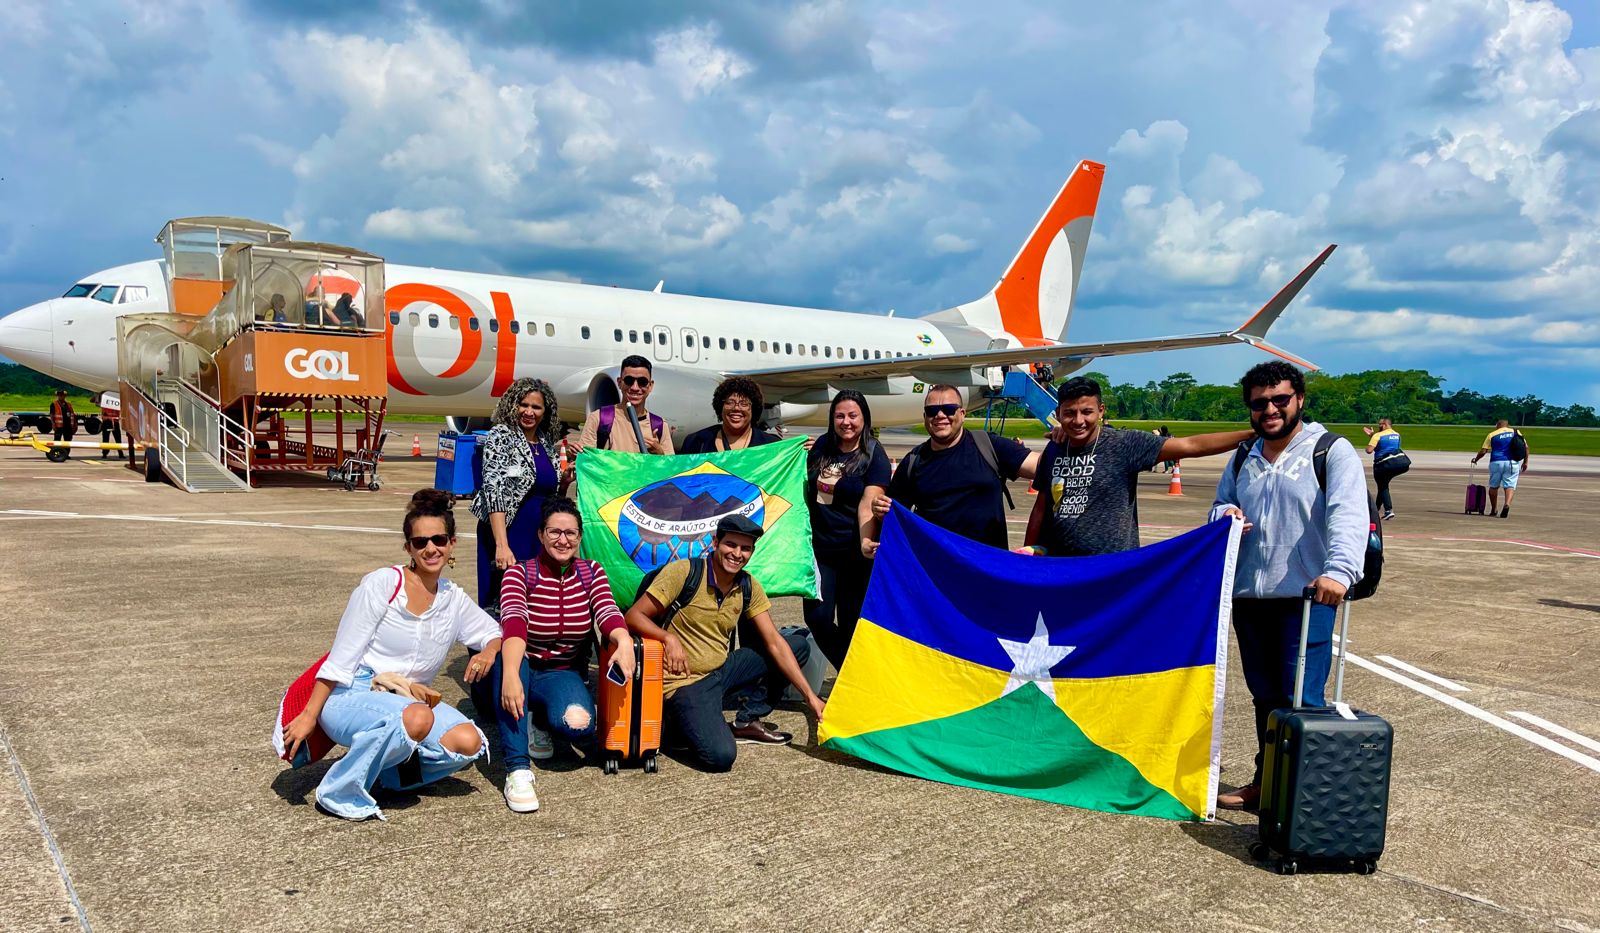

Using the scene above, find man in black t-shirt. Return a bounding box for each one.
[1020,377,1253,557]
[863,384,1039,551]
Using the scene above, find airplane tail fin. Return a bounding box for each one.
[931,160,1105,345]
[1228,244,1336,369]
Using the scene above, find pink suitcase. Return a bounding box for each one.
[1464,469,1487,515]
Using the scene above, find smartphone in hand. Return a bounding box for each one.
[605,660,628,686]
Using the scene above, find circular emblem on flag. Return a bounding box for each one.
[612,465,768,569]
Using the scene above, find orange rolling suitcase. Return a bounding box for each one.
[599,634,663,774]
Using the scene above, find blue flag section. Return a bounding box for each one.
[819,506,1242,820]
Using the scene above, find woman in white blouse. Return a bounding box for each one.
[281,489,502,821]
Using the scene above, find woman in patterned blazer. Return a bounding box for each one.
[469,378,570,610]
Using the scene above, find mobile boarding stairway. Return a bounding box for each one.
[117,217,390,492]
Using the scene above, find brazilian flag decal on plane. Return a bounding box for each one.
[576,437,817,603]
[819,507,1241,821]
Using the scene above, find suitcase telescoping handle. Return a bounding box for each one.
[1294,585,1354,709]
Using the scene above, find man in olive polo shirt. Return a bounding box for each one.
[624,515,826,772]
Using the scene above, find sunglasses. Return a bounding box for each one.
[923,403,961,418]
[620,375,651,388]
[408,534,452,549]
[1246,393,1297,413]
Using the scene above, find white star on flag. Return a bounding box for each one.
[997,613,1075,701]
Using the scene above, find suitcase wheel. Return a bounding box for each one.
[1357,859,1378,876]
[1247,842,1269,862]
[643,753,658,775]
[1276,859,1298,876]
[603,756,619,776]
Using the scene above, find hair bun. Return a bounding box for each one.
[407,488,454,515]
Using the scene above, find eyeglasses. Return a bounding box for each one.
[722,399,753,411]
[620,375,650,388]
[543,528,580,540]
[1246,393,1297,413]
[923,403,961,418]
[408,534,451,549]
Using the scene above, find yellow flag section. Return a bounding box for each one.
[821,620,1217,820]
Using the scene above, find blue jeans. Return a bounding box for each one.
[490,655,596,772]
[1232,597,1334,785]
[315,667,486,821]
[664,630,810,773]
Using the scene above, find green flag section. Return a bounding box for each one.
[575,437,818,605]
[824,681,1193,821]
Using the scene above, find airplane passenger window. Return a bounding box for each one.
[798,344,806,356]
[760,341,768,352]
[733,339,741,350]
[63,283,97,299]
[644,331,653,345]
[390,311,400,326]
[449,317,460,331]
[408,311,420,327]
[91,285,119,303]
[824,346,832,358]
[490,319,499,332]
[428,313,440,328]
[545,323,555,337]
[629,330,638,343]
[719,338,727,349]
[614,328,623,342]
[849,348,857,359]
[526,322,536,336]
[468,318,479,331]
[702,336,710,348]
[835,347,844,359]
[811,345,818,355]
[582,326,591,339]
[510,321,521,334]
[684,334,693,347]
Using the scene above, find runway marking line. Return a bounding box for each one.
[1374,655,1470,692]
[0,508,479,539]
[1505,712,1600,756]
[0,725,94,932]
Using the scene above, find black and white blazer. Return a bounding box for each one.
[469,425,553,526]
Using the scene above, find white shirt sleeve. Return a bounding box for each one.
[453,588,502,651]
[317,568,401,686]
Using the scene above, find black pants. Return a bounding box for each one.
[53,425,75,456]
[664,630,810,773]
[1374,458,1410,512]
[101,421,123,458]
[802,553,873,671]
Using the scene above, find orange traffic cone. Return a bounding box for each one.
[411,434,422,457]
[1166,462,1184,496]
[558,438,571,474]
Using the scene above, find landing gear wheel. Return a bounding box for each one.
[1357,859,1378,876]
[1247,842,1269,862]
[46,446,70,463]
[1276,859,1298,876]
[643,753,658,774]
[603,757,618,776]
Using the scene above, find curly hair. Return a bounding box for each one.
[403,488,456,538]
[711,376,764,419]
[491,377,560,450]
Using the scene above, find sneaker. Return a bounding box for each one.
[1216,783,1260,811]
[1382,510,1395,521]
[731,719,792,745]
[503,769,539,813]
[528,725,555,760]
[1500,506,1510,518]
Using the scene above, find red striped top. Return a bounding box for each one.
[499,555,626,669]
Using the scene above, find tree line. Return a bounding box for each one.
[1060,368,1599,427]
[0,362,79,397]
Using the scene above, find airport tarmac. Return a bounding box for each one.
[0,435,1597,932]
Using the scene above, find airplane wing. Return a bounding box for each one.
[732,245,1334,401]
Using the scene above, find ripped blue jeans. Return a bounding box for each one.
[314,667,486,821]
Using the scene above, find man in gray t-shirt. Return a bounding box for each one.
[1020,378,1254,557]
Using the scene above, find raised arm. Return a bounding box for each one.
[1161,429,1255,462]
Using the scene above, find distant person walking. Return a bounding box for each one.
[49,389,75,457]
[1471,419,1530,518]
[96,392,124,460]
[1362,418,1409,521]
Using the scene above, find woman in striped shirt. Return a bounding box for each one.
[492,498,635,812]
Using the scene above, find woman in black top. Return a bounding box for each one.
[679,377,781,454]
[803,390,891,671]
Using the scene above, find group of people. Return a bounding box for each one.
[44,389,123,459]
[279,351,1506,820]
[257,291,366,329]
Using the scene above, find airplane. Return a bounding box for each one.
[0,160,1332,438]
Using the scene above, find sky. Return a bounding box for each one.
[2,0,1598,407]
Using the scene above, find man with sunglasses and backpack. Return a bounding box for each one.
[573,355,675,455]
[863,384,1041,553]
[1209,361,1368,811]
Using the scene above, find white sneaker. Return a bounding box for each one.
[503,769,539,813]
[528,725,555,760]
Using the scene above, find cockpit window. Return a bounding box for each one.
[119,286,150,304]
[63,283,97,298]
[90,285,120,303]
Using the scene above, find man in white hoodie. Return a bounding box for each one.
[1210,361,1368,811]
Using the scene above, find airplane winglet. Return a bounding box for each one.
[1232,244,1335,340]
[1233,335,1320,371]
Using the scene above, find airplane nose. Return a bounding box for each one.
[0,301,55,374]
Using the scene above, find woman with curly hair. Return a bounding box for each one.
[470,377,570,610]
[679,376,782,454]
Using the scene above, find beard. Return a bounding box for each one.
[1252,408,1302,440]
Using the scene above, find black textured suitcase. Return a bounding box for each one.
[1249,589,1393,876]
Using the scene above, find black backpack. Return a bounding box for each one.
[1230,432,1383,600]
[1508,430,1528,462]
[635,556,753,638]
[899,430,1015,509]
